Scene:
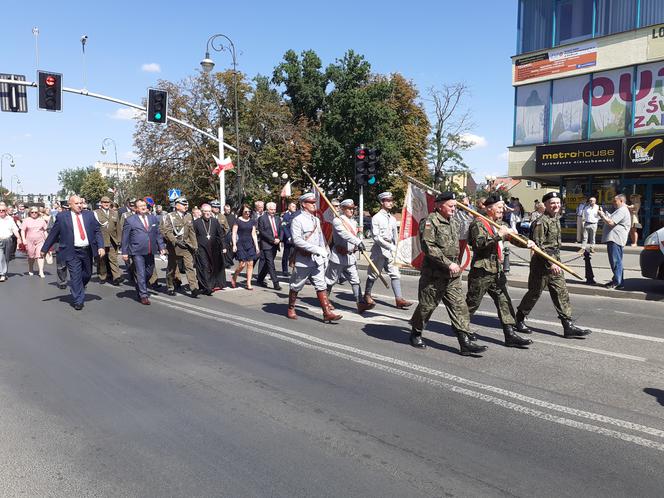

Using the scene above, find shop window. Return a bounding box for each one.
[555,0,594,46]
[551,75,590,142]
[596,0,637,36]
[633,62,664,135]
[588,68,633,139]
[514,82,550,146]
[517,0,554,54]
[641,0,664,28]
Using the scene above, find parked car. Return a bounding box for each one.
[640,227,664,279]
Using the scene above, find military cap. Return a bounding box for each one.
[339,199,355,208]
[542,192,560,202]
[484,194,504,207]
[378,192,393,201]
[100,196,111,203]
[128,197,137,206]
[175,196,189,205]
[435,191,456,203]
[209,200,221,208]
[299,192,316,203]
[60,199,69,205]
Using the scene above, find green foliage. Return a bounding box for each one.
[79,170,109,205]
[57,166,95,197]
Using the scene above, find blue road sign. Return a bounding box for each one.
[167,188,181,201]
[144,196,155,206]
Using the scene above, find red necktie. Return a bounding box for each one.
[76,213,86,240]
[270,216,277,237]
[142,216,151,254]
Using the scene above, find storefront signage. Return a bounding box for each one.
[648,24,664,60]
[625,136,664,169]
[514,42,597,83]
[536,140,622,173]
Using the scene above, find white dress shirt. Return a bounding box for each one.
[71,211,90,247]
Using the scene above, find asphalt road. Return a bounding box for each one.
[1,259,664,497]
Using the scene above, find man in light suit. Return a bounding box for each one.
[255,201,283,290]
[121,199,166,305]
[41,195,105,310]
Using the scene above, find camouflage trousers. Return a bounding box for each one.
[466,268,516,326]
[410,269,470,333]
[517,265,572,320]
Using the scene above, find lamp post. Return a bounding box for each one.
[200,33,242,202]
[1,153,16,201]
[100,138,119,200]
[10,175,20,196]
[272,172,289,210]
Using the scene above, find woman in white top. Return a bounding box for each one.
[0,202,23,282]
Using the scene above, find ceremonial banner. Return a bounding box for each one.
[314,189,334,243]
[211,155,234,175]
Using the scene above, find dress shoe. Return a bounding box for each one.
[409,331,426,349]
[561,318,591,338]
[364,294,375,306]
[468,333,478,342]
[457,331,488,356]
[203,290,213,296]
[503,325,532,348]
[515,310,532,334]
[274,283,283,291]
[167,289,176,296]
[151,282,162,291]
[73,303,84,311]
[615,284,625,290]
[256,280,268,288]
[112,278,123,286]
[191,288,200,298]
[140,297,151,305]
[395,297,413,309]
[98,279,106,285]
[58,283,67,289]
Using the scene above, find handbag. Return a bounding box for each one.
[45,251,54,265]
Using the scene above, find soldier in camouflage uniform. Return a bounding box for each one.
[409,192,488,356]
[94,196,122,285]
[160,197,200,298]
[515,192,591,338]
[465,194,534,348]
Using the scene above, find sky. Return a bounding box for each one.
[1,0,518,197]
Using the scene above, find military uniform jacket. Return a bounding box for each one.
[94,208,120,247]
[468,219,527,274]
[530,213,561,270]
[291,210,326,268]
[419,211,460,277]
[370,209,398,259]
[160,211,198,256]
[117,210,133,246]
[330,215,361,266]
[216,213,230,235]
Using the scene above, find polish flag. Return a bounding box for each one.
[212,155,234,175]
[280,181,292,198]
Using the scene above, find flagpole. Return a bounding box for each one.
[218,127,225,208]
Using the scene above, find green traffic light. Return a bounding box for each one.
[154,113,162,120]
[368,176,376,185]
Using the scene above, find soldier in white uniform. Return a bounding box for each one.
[287,193,342,323]
[364,192,413,309]
[325,199,374,314]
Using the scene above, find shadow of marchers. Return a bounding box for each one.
[643,388,664,407]
[261,301,319,322]
[41,293,103,305]
[361,323,462,355]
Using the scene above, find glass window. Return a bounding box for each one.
[634,62,664,135]
[595,0,637,36]
[641,0,664,28]
[589,68,633,139]
[551,75,590,142]
[514,82,551,145]
[518,0,553,54]
[555,0,594,46]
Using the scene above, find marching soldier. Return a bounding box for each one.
[160,197,200,297]
[409,192,487,355]
[94,196,122,285]
[287,193,342,323]
[515,192,591,337]
[210,200,230,234]
[465,194,533,348]
[325,199,374,314]
[364,192,412,309]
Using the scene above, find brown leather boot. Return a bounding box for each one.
[287,290,298,320]
[317,290,342,322]
[364,293,375,306]
[357,300,375,314]
[395,297,413,309]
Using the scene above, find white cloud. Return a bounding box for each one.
[141,63,161,73]
[110,107,144,120]
[460,133,488,149]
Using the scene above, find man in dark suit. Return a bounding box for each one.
[280,201,297,276]
[255,201,282,290]
[41,195,105,310]
[121,199,166,305]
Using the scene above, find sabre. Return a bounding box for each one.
[405,175,584,281]
[302,168,390,288]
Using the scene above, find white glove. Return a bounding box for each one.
[313,246,328,257]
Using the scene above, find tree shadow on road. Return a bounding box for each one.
[643,388,664,406]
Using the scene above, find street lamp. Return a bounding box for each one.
[1,153,16,200]
[200,33,242,201]
[10,175,20,196]
[100,137,119,200]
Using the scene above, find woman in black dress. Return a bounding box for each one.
[231,204,260,289]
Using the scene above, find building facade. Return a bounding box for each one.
[509,0,664,240]
[94,161,136,181]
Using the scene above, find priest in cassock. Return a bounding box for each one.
[193,203,227,295]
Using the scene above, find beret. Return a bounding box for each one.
[209,200,221,208]
[484,194,504,207]
[435,191,456,203]
[542,192,560,202]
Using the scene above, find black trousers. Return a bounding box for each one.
[256,245,279,284]
[282,244,293,274]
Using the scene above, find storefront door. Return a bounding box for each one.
[622,179,664,240]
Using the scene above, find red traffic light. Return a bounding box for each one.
[45,75,56,86]
[356,150,366,160]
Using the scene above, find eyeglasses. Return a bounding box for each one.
[0,210,6,213]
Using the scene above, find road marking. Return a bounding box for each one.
[371,293,664,344]
[151,295,664,448]
[533,339,646,362]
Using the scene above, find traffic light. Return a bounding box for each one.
[147,88,168,124]
[355,147,368,185]
[366,148,380,186]
[37,71,62,111]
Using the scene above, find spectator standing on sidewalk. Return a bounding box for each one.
[575,198,587,243]
[598,194,631,290]
[627,194,642,247]
[580,197,600,253]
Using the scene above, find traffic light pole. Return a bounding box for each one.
[359,184,364,239]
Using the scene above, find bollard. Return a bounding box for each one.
[503,245,511,273]
[584,250,596,285]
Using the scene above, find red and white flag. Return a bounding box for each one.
[314,189,334,244]
[211,155,234,176]
[280,181,292,198]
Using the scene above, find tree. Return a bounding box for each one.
[80,169,109,205]
[427,83,474,190]
[272,50,328,121]
[57,166,95,197]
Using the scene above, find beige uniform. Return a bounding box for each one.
[94,207,122,281]
[160,211,199,291]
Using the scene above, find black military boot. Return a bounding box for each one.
[456,331,488,356]
[561,318,592,338]
[515,310,532,334]
[409,330,426,349]
[503,325,533,348]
